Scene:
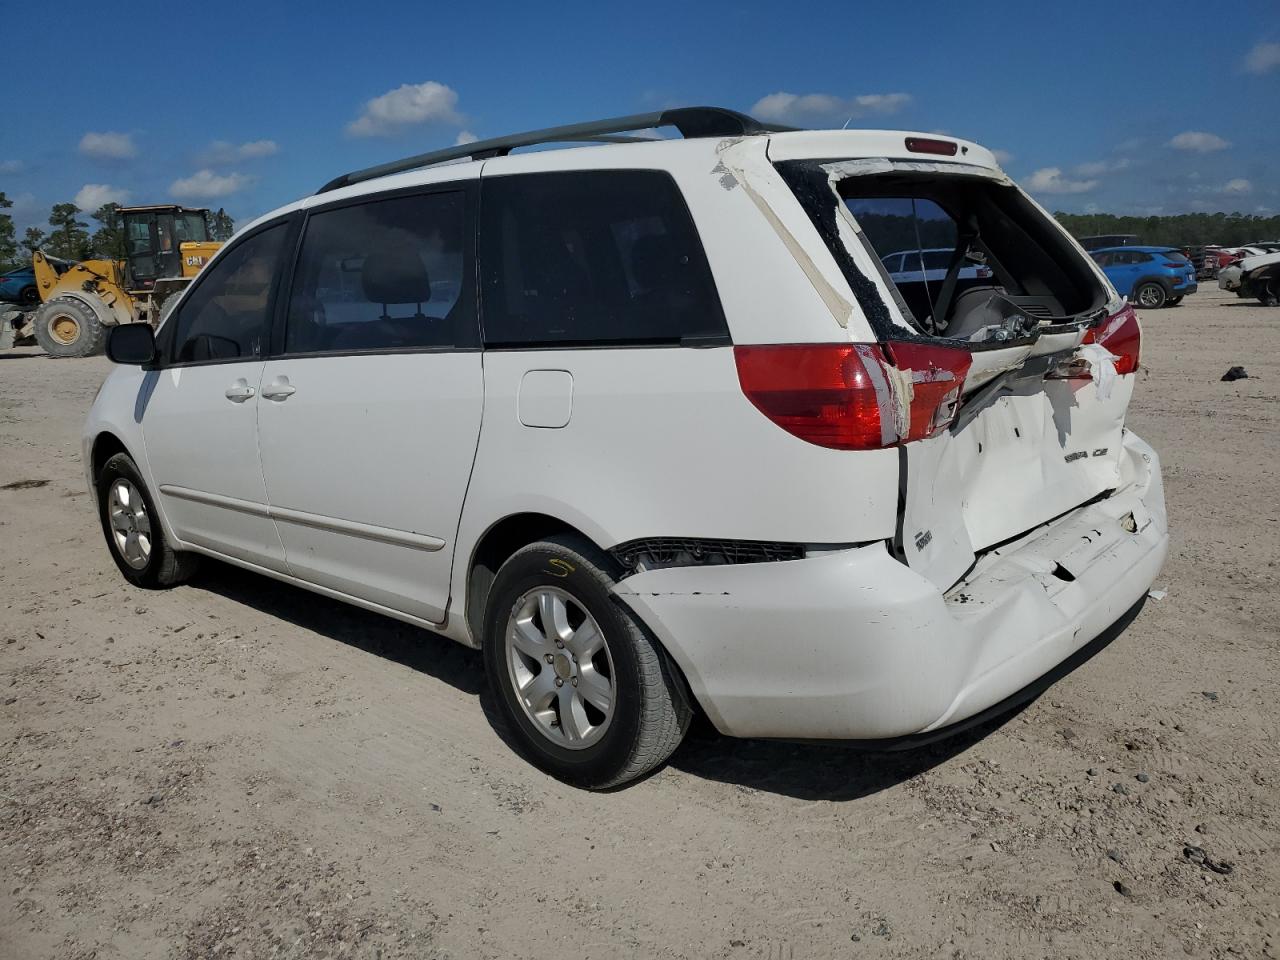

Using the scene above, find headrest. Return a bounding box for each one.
[361,247,431,305]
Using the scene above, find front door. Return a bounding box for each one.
[256,185,484,623]
[142,219,294,570]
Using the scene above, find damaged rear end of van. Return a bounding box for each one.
[613,130,1168,743]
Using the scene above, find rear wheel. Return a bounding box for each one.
[33,296,106,357]
[97,452,199,588]
[1134,282,1168,309]
[1260,275,1280,307]
[19,285,38,308]
[1167,295,1183,306]
[482,534,691,789]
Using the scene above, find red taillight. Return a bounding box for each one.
[904,136,958,156]
[1083,304,1141,375]
[734,342,971,450]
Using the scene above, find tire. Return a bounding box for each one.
[1167,296,1183,306]
[1134,282,1168,309]
[96,452,199,588]
[482,534,692,789]
[1261,275,1280,307]
[19,285,38,308]
[33,296,106,357]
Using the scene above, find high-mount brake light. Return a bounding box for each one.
[905,137,958,157]
[734,342,971,451]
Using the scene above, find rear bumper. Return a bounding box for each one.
[1172,280,1197,294]
[614,431,1167,740]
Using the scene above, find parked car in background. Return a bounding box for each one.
[82,109,1166,788]
[0,266,38,307]
[1090,246,1197,308]
[882,248,993,285]
[1080,234,1141,252]
[1218,249,1280,305]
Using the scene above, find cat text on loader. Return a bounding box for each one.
[30,205,222,357]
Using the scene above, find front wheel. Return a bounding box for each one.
[1134,282,1168,309]
[33,296,106,357]
[482,535,692,789]
[97,452,199,588]
[19,285,39,308]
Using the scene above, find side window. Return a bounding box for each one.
[1131,252,1152,264]
[882,253,903,272]
[479,170,727,347]
[168,222,288,364]
[284,191,474,355]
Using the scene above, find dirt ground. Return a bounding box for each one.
[1,286,1277,960]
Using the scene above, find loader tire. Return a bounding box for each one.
[33,297,106,358]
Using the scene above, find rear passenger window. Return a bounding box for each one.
[479,170,727,347]
[284,191,475,355]
[168,222,288,364]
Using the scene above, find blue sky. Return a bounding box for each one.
[5,0,1278,233]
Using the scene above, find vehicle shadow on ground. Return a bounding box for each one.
[192,558,1142,803]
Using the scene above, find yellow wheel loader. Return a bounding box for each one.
[29,205,221,357]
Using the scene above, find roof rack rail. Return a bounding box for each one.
[317,106,790,194]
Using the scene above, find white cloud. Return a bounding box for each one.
[79,131,138,159]
[1073,157,1130,177]
[1243,41,1280,74]
[1024,167,1098,195]
[1222,178,1252,195]
[0,159,23,175]
[74,184,130,209]
[750,91,911,124]
[200,139,279,164]
[454,130,478,146]
[346,81,463,137]
[170,169,252,200]
[991,149,1013,166]
[1168,131,1230,153]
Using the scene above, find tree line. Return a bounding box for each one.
[0,195,235,270]
[1053,211,1280,249]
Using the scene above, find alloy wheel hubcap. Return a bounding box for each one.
[504,586,615,749]
[108,478,152,569]
[1138,287,1161,307]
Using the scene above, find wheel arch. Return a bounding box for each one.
[90,430,134,483]
[464,512,615,647]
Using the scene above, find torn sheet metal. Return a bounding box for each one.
[1077,343,1119,400]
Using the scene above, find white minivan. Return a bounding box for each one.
[85,108,1167,788]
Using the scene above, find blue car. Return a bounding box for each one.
[0,265,39,307]
[1089,246,1197,308]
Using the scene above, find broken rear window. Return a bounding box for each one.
[776,161,1109,343]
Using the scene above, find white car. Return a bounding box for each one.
[882,248,993,285]
[1218,249,1280,304]
[84,108,1168,788]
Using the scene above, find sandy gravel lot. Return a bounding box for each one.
[1,287,1278,959]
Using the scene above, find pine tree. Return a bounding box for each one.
[91,202,127,259]
[0,192,17,267]
[48,203,91,260]
[210,208,236,241]
[21,226,46,254]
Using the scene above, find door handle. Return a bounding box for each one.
[261,377,296,401]
[224,380,256,403]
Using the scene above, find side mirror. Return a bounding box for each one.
[106,323,157,365]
